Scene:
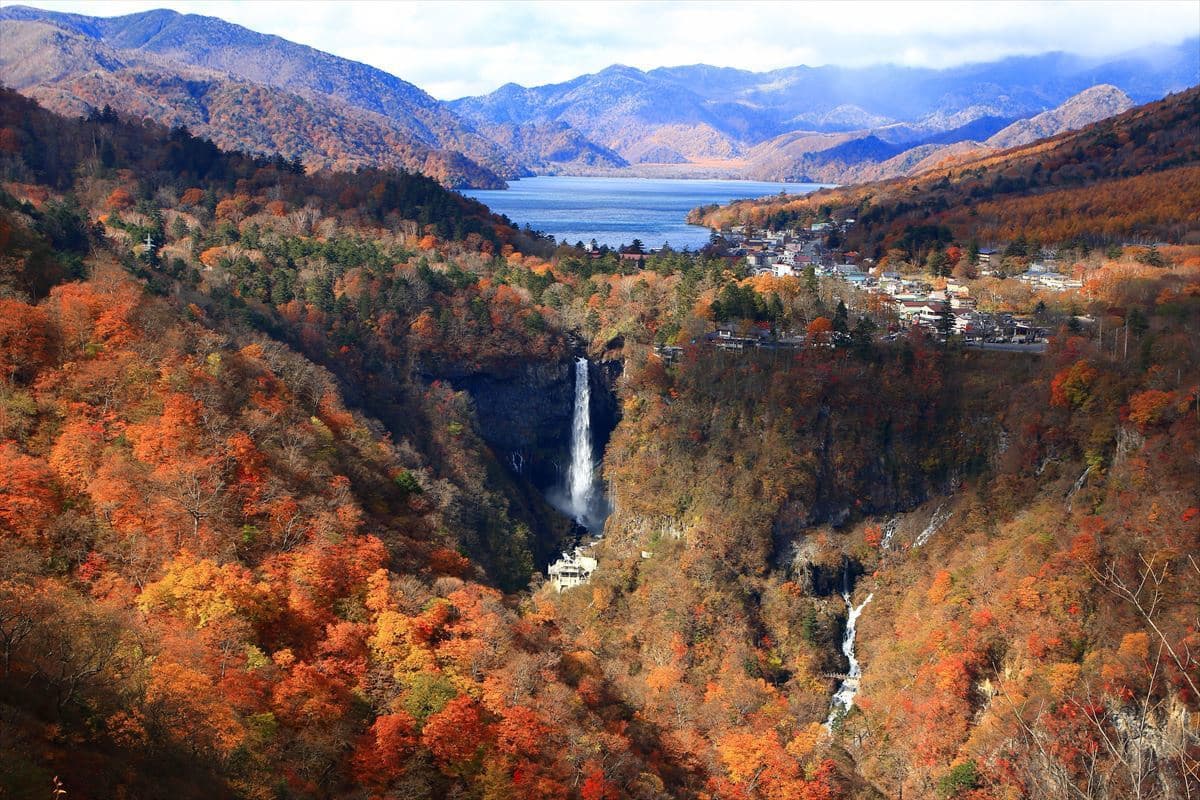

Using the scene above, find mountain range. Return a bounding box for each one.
[1,5,1197,187]
[737,83,1139,184]
[0,5,519,187]
[691,84,1200,249]
[450,48,1193,181]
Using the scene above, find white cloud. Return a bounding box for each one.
[6,0,1197,97]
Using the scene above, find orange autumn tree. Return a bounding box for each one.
[143,660,246,759]
[422,694,488,767]
[1126,388,1175,429]
[351,711,419,788]
[1050,359,1099,410]
[807,316,833,345]
[0,444,58,540]
[215,194,251,223]
[106,187,134,210]
[0,299,49,383]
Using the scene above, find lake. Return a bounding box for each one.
[463,175,826,250]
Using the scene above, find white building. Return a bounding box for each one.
[1018,269,1083,290]
[548,549,598,592]
[950,294,977,310]
[954,309,991,336]
[745,252,769,269]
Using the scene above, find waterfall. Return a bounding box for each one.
[547,356,607,531]
[567,357,595,526]
[1065,465,1092,512]
[914,503,951,548]
[825,567,873,729]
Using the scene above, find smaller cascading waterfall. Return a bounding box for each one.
[566,357,595,526]
[825,565,873,728]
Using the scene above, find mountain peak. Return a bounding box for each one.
[1067,83,1132,104]
[985,83,1135,149]
[596,63,645,78]
[0,7,516,187]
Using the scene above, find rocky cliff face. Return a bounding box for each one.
[428,355,622,501]
[437,359,575,490]
[588,357,623,463]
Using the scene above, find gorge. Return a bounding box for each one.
[826,567,874,729]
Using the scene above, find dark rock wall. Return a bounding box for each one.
[420,354,623,561]
[437,359,575,491]
[589,358,623,461]
[426,355,622,494]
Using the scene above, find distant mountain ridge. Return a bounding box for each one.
[984,84,1136,149]
[0,6,522,169]
[0,7,519,187]
[453,42,1198,179]
[691,85,1200,248]
[741,84,1140,183]
[2,4,1195,187]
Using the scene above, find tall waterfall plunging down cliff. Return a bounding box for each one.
[825,568,873,728]
[567,357,595,526]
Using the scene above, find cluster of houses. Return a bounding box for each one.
[737,225,832,279]
[723,225,1058,343]
[872,276,1046,341]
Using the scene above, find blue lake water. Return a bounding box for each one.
[463,175,826,250]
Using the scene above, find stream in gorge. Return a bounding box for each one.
[826,567,874,728]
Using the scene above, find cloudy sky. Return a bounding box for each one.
[8,0,1199,98]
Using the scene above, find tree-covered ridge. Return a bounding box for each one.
[0,87,521,246]
[0,90,672,799]
[2,87,583,588]
[691,86,1200,253]
[0,9,518,188]
[0,260,681,799]
[581,257,1199,798]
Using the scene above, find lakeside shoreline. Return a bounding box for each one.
[463,175,827,249]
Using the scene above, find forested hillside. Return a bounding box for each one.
[692,86,1200,252]
[0,9,517,187]
[584,264,1198,798]
[1,90,1198,800]
[0,86,685,799]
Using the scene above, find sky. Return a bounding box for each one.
[6,0,1199,99]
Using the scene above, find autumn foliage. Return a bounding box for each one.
[1,81,1197,800]
[694,87,1200,254]
[0,265,641,797]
